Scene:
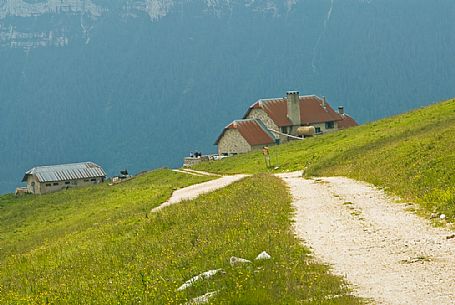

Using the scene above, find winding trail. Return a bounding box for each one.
[173,168,222,177]
[278,172,455,305]
[152,174,247,212]
[172,169,204,176]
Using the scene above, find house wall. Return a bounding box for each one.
[246,109,287,142]
[218,129,252,156]
[312,121,339,134]
[27,176,104,194]
[246,106,345,135]
[243,108,341,145]
[283,121,340,139]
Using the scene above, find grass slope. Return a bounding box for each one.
[196,99,455,220]
[0,171,362,304]
[0,170,213,261]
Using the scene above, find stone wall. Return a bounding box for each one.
[245,109,286,142]
[183,156,210,167]
[246,108,278,130]
[218,129,252,155]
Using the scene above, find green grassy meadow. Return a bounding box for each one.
[2,98,454,304]
[0,172,362,304]
[0,169,213,261]
[196,99,455,220]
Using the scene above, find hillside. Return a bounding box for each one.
[1,0,455,193]
[2,99,454,303]
[0,170,212,260]
[196,98,455,220]
[0,170,363,303]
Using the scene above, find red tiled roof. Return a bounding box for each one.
[338,114,359,129]
[215,119,276,146]
[245,95,344,127]
[260,99,291,126]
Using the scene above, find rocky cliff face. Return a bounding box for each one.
[0,0,302,49]
[0,0,104,48]
[0,0,298,20]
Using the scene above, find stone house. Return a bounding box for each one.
[216,91,358,155]
[22,162,106,195]
[244,91,357,142]
[215,119,277,156]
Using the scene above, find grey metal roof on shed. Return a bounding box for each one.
[22,162,106,182]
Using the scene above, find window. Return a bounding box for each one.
[315,127,321,134]
[91,178,97,182]
[65,181,70,185]
[53,182,59,186]
[325,121,335,129]
[46,183,51,187]
[84,179,89,182]
[280,127,288,134]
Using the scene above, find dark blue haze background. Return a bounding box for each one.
[0,0,454,193]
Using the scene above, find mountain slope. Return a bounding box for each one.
[0,171,363,304]
[2,98,454,303]
[1,0,454,194]
[196,98,455,220]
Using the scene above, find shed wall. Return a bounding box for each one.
[27,176,103,194]
[26,175,41,194]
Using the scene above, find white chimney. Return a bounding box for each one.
[286,91,301,126]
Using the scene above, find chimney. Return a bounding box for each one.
[286,91,301,126]
[338,106,345,115]
[322,96,327,108]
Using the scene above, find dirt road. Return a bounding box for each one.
[151,174,247,212]
[278,172,455,305]
[172,169,221,177]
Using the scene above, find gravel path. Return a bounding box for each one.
[278,172,455,305]
[172,169,205,176]
[151,174,247,212]
[180,169,221,176]
[172,169,222,177]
